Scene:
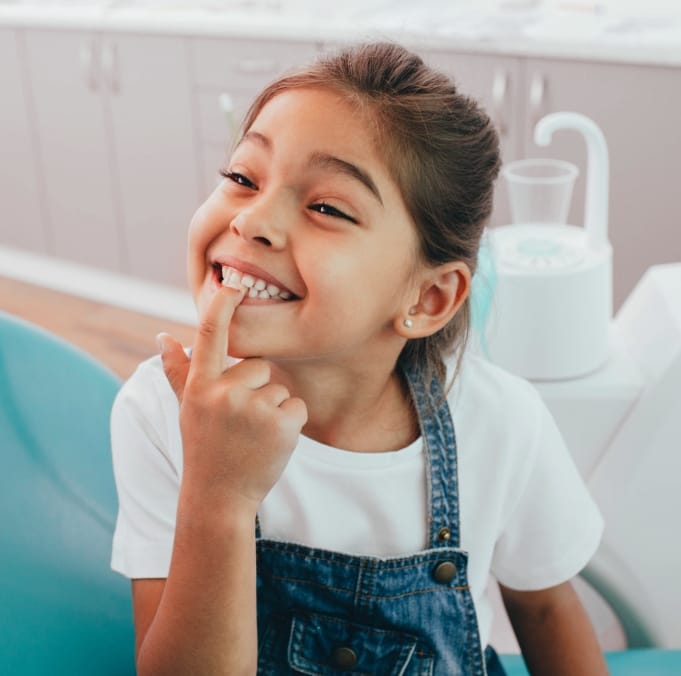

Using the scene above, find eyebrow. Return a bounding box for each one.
[308,152,383,206]
[239,131,383,206]
[240,130,271,150]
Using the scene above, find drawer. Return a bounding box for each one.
[191,37,321,89]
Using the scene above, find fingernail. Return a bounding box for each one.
[156,332,167,351]
[222,280,247,304]
[222,278,245,293]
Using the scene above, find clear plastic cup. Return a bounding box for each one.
[503,158,579,225]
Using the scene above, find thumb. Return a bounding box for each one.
[157,332,190,402]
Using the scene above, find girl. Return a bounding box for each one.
[111,42,607,675]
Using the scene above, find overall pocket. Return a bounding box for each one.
[286,612,434,676]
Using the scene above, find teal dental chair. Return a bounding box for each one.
[500,650,681,675]
[0,311,135,675]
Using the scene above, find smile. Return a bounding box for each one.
[213,263,298,301]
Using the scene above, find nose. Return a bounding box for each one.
[229,203,287,249]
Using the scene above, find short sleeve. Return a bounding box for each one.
[110,359,181,579]
[490,388,604,591]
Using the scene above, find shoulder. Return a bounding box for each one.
[110,352,183,465]
[446,350,559,502]
[448,351,603,590]
[113,351,182,415]
[447,350,543,434]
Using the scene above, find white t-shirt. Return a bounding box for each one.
[110,350,603,649]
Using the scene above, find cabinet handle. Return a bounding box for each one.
[102,42,119,94]
[236,58,277,74]
[80,39,98,91]
[492,70,509,137]
[529,73,546,129]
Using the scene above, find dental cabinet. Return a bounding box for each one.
[0,28,48,254]
[1,11,680,310]
[1,27,199,286]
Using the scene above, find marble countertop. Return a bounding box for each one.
[1,2,680,67]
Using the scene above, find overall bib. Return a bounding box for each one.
[255,362,507,675]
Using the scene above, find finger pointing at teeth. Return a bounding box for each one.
[157,283,245,402]
[192,282,246,378]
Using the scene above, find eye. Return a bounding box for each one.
[219,169,257,190]
[309,202,358,224]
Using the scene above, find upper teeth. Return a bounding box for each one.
[221,265,293,300]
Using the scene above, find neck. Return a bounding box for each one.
[270,356,419,453]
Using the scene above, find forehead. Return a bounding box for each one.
[245,88,382,165]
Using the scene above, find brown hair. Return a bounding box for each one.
[238,42,501,387]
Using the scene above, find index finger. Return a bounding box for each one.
[190,283,246,377]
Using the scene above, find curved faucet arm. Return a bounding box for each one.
[535,112,609,249]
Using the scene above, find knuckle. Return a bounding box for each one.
[252,358,272,380]
[223,384,244,409]
[197,318,219,340]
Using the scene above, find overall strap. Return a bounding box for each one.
[401,360,461,549]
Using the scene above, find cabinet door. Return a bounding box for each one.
[23,29,124,272]
[420,50,524,228]
[521,58,681,310]
[0,29,50,253]
[105,34,200,288]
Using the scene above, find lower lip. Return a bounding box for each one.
[239,295,289,306]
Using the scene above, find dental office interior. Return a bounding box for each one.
[1,0,680,673]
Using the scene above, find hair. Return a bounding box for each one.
[238,42,501,388]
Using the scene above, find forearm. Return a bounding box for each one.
[136,481,258,676]
[502,581,608,676]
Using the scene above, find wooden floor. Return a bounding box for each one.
[0,275,196,380]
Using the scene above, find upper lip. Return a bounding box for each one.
[212,256,299,297]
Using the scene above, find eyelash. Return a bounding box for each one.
[310,202,357,224]
[219,168,357,224]
[219,169,256,189]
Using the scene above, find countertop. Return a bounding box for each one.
[1,2,680,67]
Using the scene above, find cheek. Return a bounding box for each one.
[187,204,213,253]
[187,202,223,275]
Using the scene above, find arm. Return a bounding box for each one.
[133,284,306,676]
[133,493,258,676]
[501,580,608,676]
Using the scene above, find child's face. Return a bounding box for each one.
[187,87,423,365]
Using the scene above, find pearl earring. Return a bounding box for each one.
[403,318,414,328]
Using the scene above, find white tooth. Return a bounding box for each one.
[258,290,270,299]
[254,279,266,291]
[248,287,259,298]
[228,270,242,285]
[241,274,255,288]
[221,265,229,281]
[266,283,280,296]
[279,291,292,300]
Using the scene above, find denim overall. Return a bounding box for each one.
[255,361,506,675]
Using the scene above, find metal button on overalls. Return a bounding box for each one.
[331,646,358,670]
[433,560,457,584]
[437,526,452,542]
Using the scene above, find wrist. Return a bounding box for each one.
[178,474,260,532]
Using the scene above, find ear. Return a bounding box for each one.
[393,262,471,339]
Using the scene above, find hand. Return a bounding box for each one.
[157,284,307,512]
